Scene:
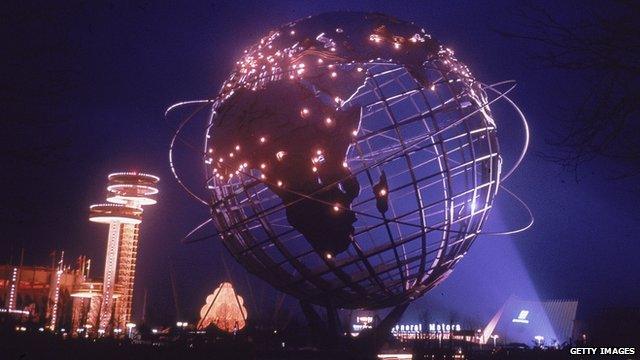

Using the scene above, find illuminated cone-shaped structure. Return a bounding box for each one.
[89,172,158,334]
[197,282,248,333]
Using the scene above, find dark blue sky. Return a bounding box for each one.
[2,1,638,326]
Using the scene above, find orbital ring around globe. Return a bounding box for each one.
[168,81,532,242]
[166,12,532,309]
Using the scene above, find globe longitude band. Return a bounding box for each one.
[166,12,530,311]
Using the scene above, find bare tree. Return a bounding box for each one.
[497,2,640,178]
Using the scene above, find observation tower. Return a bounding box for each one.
[89,172,158,334]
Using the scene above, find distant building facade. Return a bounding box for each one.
[0,255,90,330]
[482,296,578,346]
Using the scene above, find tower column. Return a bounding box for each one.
[89,172,158,336]
[98,222,121,332]
[115,223,139,328]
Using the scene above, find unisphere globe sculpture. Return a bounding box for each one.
[173,12,526,310]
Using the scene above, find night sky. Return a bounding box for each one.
[2,1,638,327]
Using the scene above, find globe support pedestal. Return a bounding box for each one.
[300,300,410,357]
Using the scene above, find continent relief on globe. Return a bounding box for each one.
[211,80,361,256]
[209,16,455,258]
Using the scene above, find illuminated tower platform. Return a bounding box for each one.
[89,172,158,334]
